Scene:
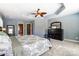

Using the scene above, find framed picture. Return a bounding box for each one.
[7,25,15,36]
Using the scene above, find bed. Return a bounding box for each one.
[0,31,13,56]
[11,35,52,56]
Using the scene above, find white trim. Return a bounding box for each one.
[26,23,33,35]
[64,39,79,43]
[18,23,24,36]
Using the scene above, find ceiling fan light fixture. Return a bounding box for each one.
[31,8,47,17]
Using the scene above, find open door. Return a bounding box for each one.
[18,24,24,36]
[27,24,33,35]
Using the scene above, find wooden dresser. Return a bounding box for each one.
[47,21,63,41]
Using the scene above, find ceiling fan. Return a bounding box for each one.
[31,9,47,17]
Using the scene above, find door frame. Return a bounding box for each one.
[18,23,24,36]
[26,23,33,35]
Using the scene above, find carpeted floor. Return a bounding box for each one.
[10,36,79,56]
[42,39,79,56]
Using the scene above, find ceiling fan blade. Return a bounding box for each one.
[37,9,40,13]
[42,12,47,14]
[31,13,36,15]
[35,14,38,17]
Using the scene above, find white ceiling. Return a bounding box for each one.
[57,3,79,17]
[0,3,79,19]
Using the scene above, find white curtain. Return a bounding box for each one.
[0,16,3,27]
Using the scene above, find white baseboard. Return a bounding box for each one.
[64,39,79,42]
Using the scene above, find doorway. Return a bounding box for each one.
[27,23,33,35]
[18,24,24,36]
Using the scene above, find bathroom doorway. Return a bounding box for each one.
[18,24,24,36]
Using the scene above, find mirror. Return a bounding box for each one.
[50,21,62,29]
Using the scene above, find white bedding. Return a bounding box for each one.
[14,35,52,56]
[0,32,13,56]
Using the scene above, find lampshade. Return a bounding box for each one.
[2,28,6,31]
